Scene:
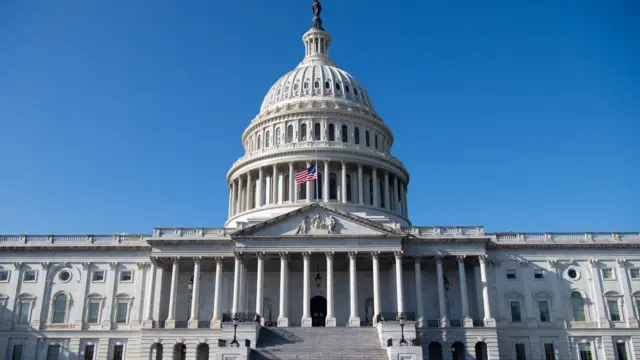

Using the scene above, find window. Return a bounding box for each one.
[578,343,593,360]
[265,131,270,147]
[354,87,358,96]
[571,292,586,321]
[300,124,307,141]
[275,127,281,146]
[293,83,298,91]
[515,343,527,360]
[58,270,71,282]
[116,302,129,324]
[12,344,24,360]
[92,271,105,282]
[510,301,522,322]
[112,344,124,360]
[335,82,341,91]
[325,81,330,89]
[602,268,615,280]
[303,82,309,89]
[354,127,360,145]
[365,131,370,147]
[543,343,556,360]
[616,342,629,360]
[631,268,640,279]
[608,299,621,321]
[256,135,261,149]
[538,301,551,322]
[506,269,517,279]
[328,123,335,141]
[374,134,378,149]
[51,293,68,324]
[23,270,37,282]
[341,125,348,143]
[119,270,132,282]
[345,84,350,93]
[534,269,544,279]
[87,300,101,324]
[18,301,31,324]
[84,344,95,360]
[286,125,293,143]
[0,270,9,282]
[314,123,321,140]
[46,345,61,360]
[314,81,319,89]
[567,268,579,280]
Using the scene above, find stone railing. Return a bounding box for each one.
[492,232,640,243]
[0,234,148,245]
[152,228,235,238]
[403,226,484,236]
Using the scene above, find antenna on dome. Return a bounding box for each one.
[312,0,324,30]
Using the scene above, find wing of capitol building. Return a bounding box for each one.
[1,2,639,360]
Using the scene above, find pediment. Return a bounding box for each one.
[232,204,402,238]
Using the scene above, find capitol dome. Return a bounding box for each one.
[226,6,409,229]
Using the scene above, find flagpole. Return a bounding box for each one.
[315,136,319,203]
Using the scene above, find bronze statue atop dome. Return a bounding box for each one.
[313,0,322,18]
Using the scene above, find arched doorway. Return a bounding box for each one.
[196,343,209,360]
[475,342,488,360]
[451,342,465,360]
[310,295,327,327]
[428,342,443,360]
[173,344,186,360]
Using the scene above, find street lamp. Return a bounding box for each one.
[315,264,322,290]
[230,314,239,347]
[398,313,408,346]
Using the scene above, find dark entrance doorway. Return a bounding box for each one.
[310,296,327,327]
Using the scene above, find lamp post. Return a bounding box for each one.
[230,314,239,347]
[398,313,408,346]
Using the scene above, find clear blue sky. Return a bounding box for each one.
[0,0,638,234]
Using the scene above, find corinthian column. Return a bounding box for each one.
[246,172,253,211]
[371,252,381,324]
[306,161,312,202]
[188,257,201,328]
[479,255,495,327]
[414,257,424,327]
[457,255,473,327]
[394,251,405,315]
[210,257,223,328]
[436,256,449,327]
[288,162,295,203]
[278,252,289,327]
[325,252,336,327]
[348,252,360,327]
[257,167,264,207]
[341,162,347,203]
[166,257,179,328]
[372,168,378,207]
[255,252,265,325]
[231,254,242,316]
[301,252,312,327]
[323,160,329,202]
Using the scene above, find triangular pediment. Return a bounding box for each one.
[232,204,402,238]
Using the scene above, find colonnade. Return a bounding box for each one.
[228,161,408,218]
[144,253,494,328]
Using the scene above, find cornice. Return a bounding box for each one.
[0,246,151,253]
[487,243,640,250]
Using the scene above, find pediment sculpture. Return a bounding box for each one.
[295,212,339,235]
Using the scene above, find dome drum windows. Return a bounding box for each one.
[341,125,348,143]
[265,131,271,148]
[365,131,370,147]
[300,124,307,142]
[314,123,321,141]
[328,124,335,141]
[275,128,282,146]
[354,127,360,145]
[286,125,294,143]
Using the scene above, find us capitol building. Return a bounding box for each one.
[1,2,638,360]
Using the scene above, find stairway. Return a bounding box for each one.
[251,327,387,360]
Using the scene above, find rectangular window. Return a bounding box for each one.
[119,271,132,282]
[515,343,527,360]
[0,270,9,282]
[18,302,31,324]
[12,344,24,360]
[506,269,517,279]
[630,268,640,279]
[602,268,614,279]
[534,269,545,279]
[578,343,593,360]
[116,302,128,323]
[616,342,629,360]
[88,301,101,324]
[92,271,105,282]
[510,301,522,322]
[538,301,551,322]
[84,344,95,360]
[543,343,556,360]
[608,300,621,321]
[23,270,37,282]
[46,345,61,360]
[112,344,124,360]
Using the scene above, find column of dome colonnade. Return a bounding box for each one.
[227,161,408,216]
[142,253,494,329]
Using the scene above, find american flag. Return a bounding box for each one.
[296,165,317,185]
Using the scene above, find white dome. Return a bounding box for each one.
[260,64,375,113]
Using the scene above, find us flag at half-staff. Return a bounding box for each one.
[296,165,317,184]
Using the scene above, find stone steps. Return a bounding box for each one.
[251,327,386,360]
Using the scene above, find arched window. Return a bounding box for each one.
[354,127,360,145]
[328,123,335,141]
[275,128,281,146]
[374,134,379,149]
[571,292,586,322]
[257,135,261,150]
[300,124,307,141]
[365,131,370,147]
[335,82,341,91]
[329,173,338,200]
[265,131,271,148]
[151,343,163,360]
[314,81,320,89]
[196,343,209,360]
[314,123,321,140]
[52,293,68,324]
[325,81,330,89]
[173,343,186,360]
[286,125,293,143]
[341,125,348,143]
[475,342,488,360]
[346,174,352,202]
[429,342,443,360]
[451,342,465,360]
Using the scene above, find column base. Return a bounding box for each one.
[325,316,336,327]
[277,317,289,327]
[100,320,112,330]
[301,317,312,327]
[188,320,199,329]
[416,317,425,328]
[348,316,361,327]
[210,319,222,329]
[463,317,474,328]
[439,316,449,328]
[165,320,176,329]
[483,317,496,327]
[599,318,611,328]
[142,320,155,329]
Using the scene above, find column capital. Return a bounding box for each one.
[302,251,311,259]
[256,252,266,260]
[137,262,151,270]
[170,257,180,265]
[150,257,160,266]
[279,251,289,260]
[478,255,489,264]
[215,257,224,264]
[414,256,422,264]
[435,255,444,263]
[371,251,380,260]
[233,252,244,261]
[456,255,466,264]
[348,251,357,260]
[110,261,120,269]
[393,251,403,260]
[325,251,334,260]
[13,262,22,270]
[589,258,599,267]
[341,161,346,167]
[548,259,558,268]
[357,163,363,169]
[193,257,202,265]
[617,258,628,266]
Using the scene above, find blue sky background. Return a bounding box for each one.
[0,0,638,234]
